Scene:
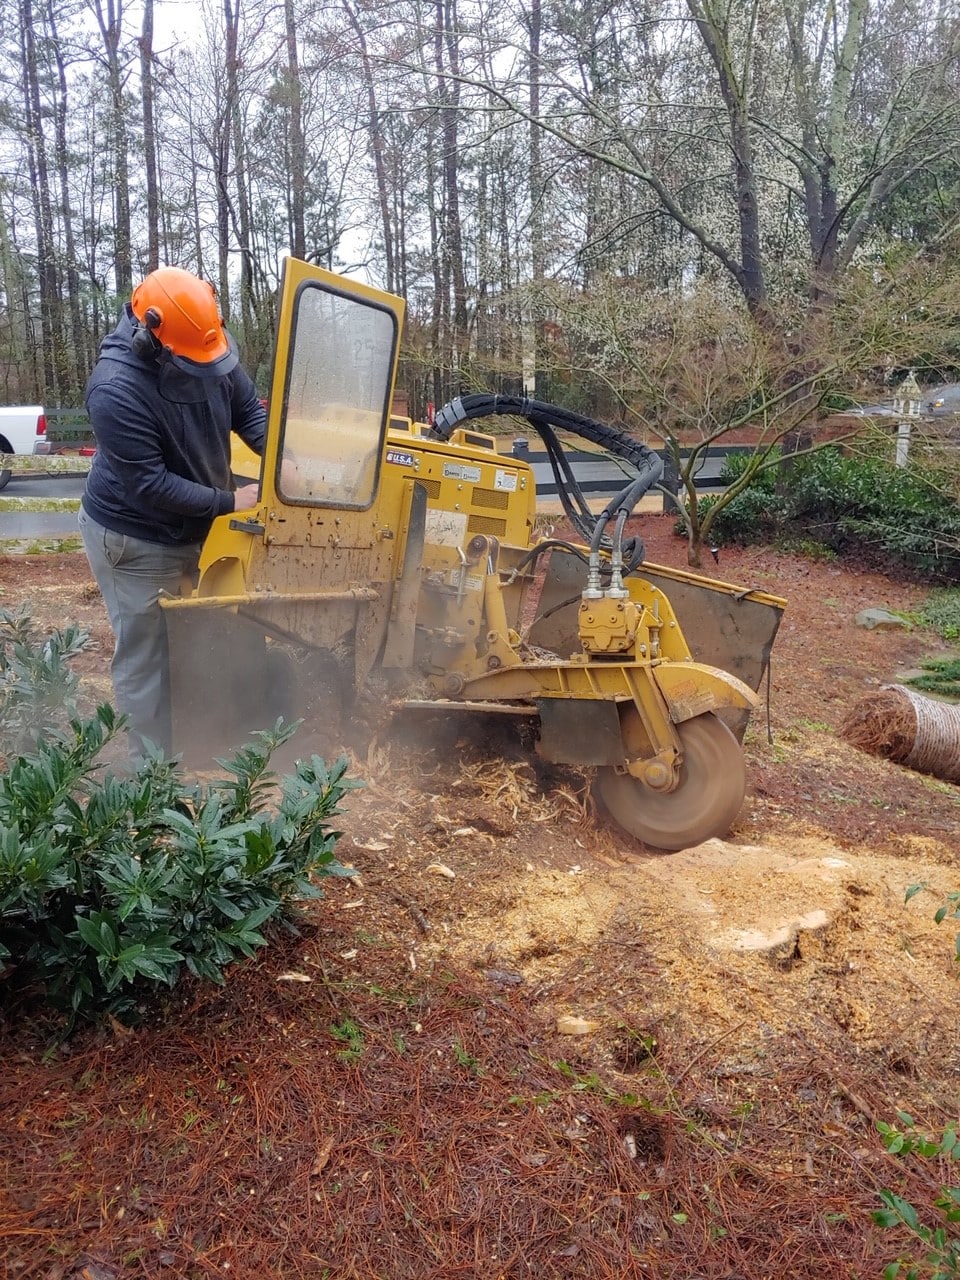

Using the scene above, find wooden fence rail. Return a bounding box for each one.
[1,437,752,517]
[510,441,753,512]
[4,454,92,474]
[44,407,92,441]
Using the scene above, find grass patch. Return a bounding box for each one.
[0,536,83,555]
[903,655,960,701]
[909,589,960,640]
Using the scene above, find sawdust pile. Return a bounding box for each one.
[841,684,960,782]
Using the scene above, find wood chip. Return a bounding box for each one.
[310,1136,335,1175]
[556,1015,598,1035]
[425,862,456,879]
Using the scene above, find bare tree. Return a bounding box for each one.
[87,0,133,296]
[20,0,63,394]
[283,0,306,259]
[139,0,160,272]
[343,0,397,291]
[524,0,547,396]
[436,0,468,358]
[445,0,960,326]
[548,249,960,565]
[51,4,92,392]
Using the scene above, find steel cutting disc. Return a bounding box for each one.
[597,712,746,851]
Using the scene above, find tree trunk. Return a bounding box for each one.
[283,0,306,260]
[20,0,61,397]
[90,0,133,297]
[47,0,85,397]
[686,0,767,318]
[343,0,395,291]
[0,203,30,400]
[227,13,259,355]
[525,0,547,398]
[425,119,445,409]
[439,0,468,362]
[219,0,239,314]
[139,0,160,273]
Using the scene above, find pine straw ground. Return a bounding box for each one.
[3,516,960,1279]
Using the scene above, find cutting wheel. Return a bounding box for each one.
[597,712,745,851]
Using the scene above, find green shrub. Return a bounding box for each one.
[0,613,357,1027]
[820,391,859,412]
[719,449,780,486]
[786,451,960,580]
[0,609,91,755]
[873,1115,960,1278]
[699,485,785,545]
[673,450,785,545]
[678,447,960,581]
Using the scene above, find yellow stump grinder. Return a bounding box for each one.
[162,259,784,850]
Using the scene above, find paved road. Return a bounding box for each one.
[850,382,960,417]
[925,382,960,412]
[2,476,84,500]
[0,476,84,541]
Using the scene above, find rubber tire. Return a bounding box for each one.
[597,712,746,851]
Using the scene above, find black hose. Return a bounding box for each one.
[510,539,593,574]
[534,417,596,541]
[433,394,663,550]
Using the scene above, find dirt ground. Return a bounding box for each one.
[2,516,960,1279]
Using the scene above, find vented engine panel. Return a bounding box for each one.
[381,422,536,560]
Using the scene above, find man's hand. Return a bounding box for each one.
[233,483,260,511]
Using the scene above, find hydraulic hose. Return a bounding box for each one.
[434,393,661,474]
[434,393,662,584]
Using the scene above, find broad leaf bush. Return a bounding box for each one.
[693,449,960,582]
[873,1112,960,1279]
[0,611,357,1027]
[789,451,960,579]
[0,608,91,754]
[677,451,786,546]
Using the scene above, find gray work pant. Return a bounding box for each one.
[79,507,202,757]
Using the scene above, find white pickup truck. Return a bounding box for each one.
[0,406,50,490]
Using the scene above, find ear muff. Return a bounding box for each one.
[131,306,164,361]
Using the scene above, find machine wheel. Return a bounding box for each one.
[0,454,11,492]
[597,712,745,851]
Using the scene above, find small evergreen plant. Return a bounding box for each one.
[874,1112,960,1279]
[0,610,357,1027]
[682,450,960,582]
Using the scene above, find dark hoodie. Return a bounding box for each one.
[81,305,267,545]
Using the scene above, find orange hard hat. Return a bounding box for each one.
[131,266,238,378]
